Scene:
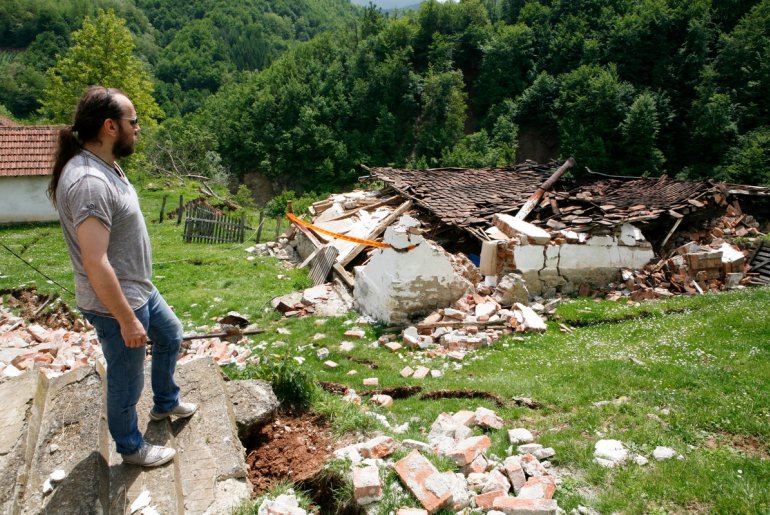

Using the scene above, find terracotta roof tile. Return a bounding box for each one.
[0,125,60,177]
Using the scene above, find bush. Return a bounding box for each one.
[232,356,317,410]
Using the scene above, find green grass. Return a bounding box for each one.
[2,175,769,513]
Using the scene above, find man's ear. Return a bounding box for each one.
[103,118,118,137]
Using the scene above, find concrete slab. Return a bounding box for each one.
[0,371,45,514]
[108,363,183,515]
[19,366,110,514]
[225,379,279,443]
[174,357,249,514]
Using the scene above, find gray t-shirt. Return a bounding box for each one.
[56,150,153,315]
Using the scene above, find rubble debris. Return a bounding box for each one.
[593,440,629,468]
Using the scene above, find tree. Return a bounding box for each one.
[40,9,162,124]
[718,127,770,186]
[619,92,665,176]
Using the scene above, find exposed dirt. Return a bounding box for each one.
[245,411,335,494]
[420,388,507,407]
[1,288,83,331]
[709,432,770,460]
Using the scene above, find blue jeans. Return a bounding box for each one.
[83,289,183,455]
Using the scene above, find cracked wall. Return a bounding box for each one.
[354,215,472,324]
[497,224,655,296]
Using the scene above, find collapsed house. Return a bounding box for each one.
[272,159,770,324]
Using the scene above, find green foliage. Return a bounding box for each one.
[619,92,665,176]
[145,117,231,184]
[264,190,321,217]
[556,64,635,175]
[232,356,317,410]
[40,9,163,125]
[719,127,770,186]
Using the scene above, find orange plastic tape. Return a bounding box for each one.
[286,212,392,248]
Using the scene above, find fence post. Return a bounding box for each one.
[256,211,265,243]
[177,195,184,225]
[239,213,246,243]
[274,217,282,241]
[158,194,168,223]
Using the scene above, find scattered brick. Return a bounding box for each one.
[451,410,476,427]
[400,366,415,378]
[492,497,558,514]
[353,464,383,505]
[394,451,452,514]
[503,456,527,495]
[474,489,507,509]
[385,342,403,352]
[344,329,366,339]
[517,476,556,500]
[447,435,492,466]
[475,407,504,430]
[359,436,396,459]
[412,366,431,379]
[520,454,548,478]
[323,360,338,369]
[396,509,428,515]
[363,377,379,386]
[508,428,534,445]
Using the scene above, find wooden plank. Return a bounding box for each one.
[292,216,355,288]
[310,246,339,285]
[338,200,413,267]
[326,195,401,222]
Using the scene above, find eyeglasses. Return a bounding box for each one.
[120,116,139,127]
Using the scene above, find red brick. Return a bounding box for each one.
[474,489,506,509]
[447,435,491,466]
[517,476,556,500]
[394,451,452,514]
[520,453,548,477]
[503,457,527,494]
[492,497,558,514]
[353,464,383,505]
[396,509,428,515]
[359,436,396,459]
[451,410,476,427]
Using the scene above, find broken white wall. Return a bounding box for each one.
[354,215,472,324]
[508,223,655,295]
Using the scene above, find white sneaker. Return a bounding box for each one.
[149,401,198,421]
[121,442,176,467]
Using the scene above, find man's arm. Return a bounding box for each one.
[77,216,147,348]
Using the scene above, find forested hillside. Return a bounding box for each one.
[1,0,769,197]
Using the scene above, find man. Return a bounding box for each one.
[49,86,196,467]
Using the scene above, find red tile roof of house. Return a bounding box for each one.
[0,125,61,177]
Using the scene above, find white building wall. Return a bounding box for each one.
[0,176,59,224]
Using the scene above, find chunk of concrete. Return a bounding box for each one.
[225,379,279,443]
[494,273,530,306]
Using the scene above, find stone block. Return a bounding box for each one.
[400,366,414,378]
[353,465,383,505]
[394,451,452,514]
[363,377,379,386]
[412,366,431,379]
[359,436,396,459]
[492,497,558,514]
[532,448,555,461]
[447,435,492,466]
[517,476,556,499]
[385,342,403,352]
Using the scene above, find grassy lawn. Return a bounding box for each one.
[1,178,769,513]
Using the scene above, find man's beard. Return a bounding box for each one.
[113,126,135,158]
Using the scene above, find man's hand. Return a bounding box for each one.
[78,217,147,348]
[120,315,147,348]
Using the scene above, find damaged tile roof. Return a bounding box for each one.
[370,162,556,228]
[369,161,770,236]
[0,125,60,177]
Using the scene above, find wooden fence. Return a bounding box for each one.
[183,205,248,244]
